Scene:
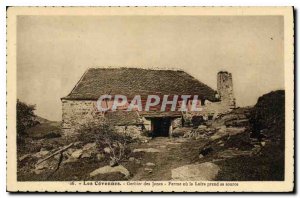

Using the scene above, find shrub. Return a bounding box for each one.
[77,121,134,166]
[16,99,38,141]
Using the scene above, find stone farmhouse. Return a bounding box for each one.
[61,68,235,137]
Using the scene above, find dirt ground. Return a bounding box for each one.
[128,137,207,181]
[18,130,284,181]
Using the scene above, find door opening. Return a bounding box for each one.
[151,117,171,137]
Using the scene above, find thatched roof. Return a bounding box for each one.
[62,68,218,101]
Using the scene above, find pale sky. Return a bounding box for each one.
[17,15,284,121]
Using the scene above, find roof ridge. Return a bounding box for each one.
[88,66,185,71]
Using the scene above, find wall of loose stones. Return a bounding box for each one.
[182,100,234,126]
[62,99,105,136]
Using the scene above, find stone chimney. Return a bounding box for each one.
[217,71,235,108]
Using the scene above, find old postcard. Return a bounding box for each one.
[7,7,294,192]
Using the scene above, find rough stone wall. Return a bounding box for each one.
[62,100,105,136]
[217,71,235,108]
[114,125,144,139]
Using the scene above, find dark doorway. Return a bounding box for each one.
[151,117,171,137]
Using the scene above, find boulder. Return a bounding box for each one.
[171,162,220,181]
[19,154,31,162]
[144,167,153,173]
[217,126,227,133]
[172,118,182,129]
[109,158,119,167]
[172,127,191,137]
[90,165,130,179]
[66,148,75,155]
[33,150,50,158]
[210,134,222,141]
[133,148,161,153]
[218,149,252,159]
[63,156,78,164]
[226,127,246,135]
[71,149,83,159]
[145,162,155,166]
[96,153,105,161]
[104,147,111,154]
[225,119,249,127]
[34,155,60,174]
[198,125,207,130]
[83,142,97,150]
[128,157,135,162]
[81,143,98,158]
[81,153,91,158]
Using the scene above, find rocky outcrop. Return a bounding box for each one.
[171,162,220,181]
[249,90,285,139]
[133,148,161,153]
[90,165,130,179]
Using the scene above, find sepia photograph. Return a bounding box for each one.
[6,7,294,192]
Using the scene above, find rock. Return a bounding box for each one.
[71,149,83,159]
[40,148,48,151]
[66,148,75,155]
[133,148,161,153]
[172,118,182,129]
[109,158,118,167]
[225,119,249,127]
[198,125,207,130]
[81,143,98,158]
[171,162,220,181]
[199,147,213,156]
[218,149,252,159]
[172,128,188,137]
[142,139,149,143]
[74,141,82,146]
[129,157,135,162]
[81,152,91,158]
[175,138,188,143]
[104,147,111,154]
[199,154,204,159]
[144,167,153,173]
[217,125,227,133]
[210,134,222,140]
[19,154,31,161]
[145,162,155,166]
[33,150,50,158]
[90,165,130,178]
[34,157,58,174]
[96,153,105,161]
[254,144,261,148]
[63,156,78,164]
[135,159,141,164]
[226,127,246,135]
[83,142,97,151]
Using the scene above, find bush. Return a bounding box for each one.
[77,121,134,166]
[16,99,38,141]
